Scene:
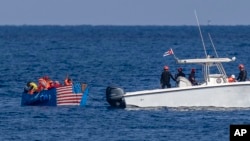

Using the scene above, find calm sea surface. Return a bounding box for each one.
[1,25,250,141]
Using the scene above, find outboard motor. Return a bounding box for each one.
[106,86,126,108]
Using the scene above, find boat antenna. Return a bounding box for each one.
[208,33,219,57]
[194,10,208,57]
[208,33,227,82]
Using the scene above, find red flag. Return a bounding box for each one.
[163,48,174,57]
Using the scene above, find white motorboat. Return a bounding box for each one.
[106,13,250,108]
[106,56,250,108]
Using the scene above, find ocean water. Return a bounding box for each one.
[1,25,250,141]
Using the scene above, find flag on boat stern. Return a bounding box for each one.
[163,48,174,56]
[56,83,87,106]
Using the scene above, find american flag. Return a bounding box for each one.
[163,48,174,57]
[56,83,86,106]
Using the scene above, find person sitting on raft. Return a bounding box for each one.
[24,82,38,95]
[64,76,73,86]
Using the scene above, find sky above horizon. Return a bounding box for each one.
[0,0,249,26]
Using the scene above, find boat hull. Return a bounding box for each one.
[107,82,250,108]
[21,83,89,106]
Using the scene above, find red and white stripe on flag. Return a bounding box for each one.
[56,85,83,106]
[163,48,174,56]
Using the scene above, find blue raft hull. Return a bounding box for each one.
[21,83,89,106]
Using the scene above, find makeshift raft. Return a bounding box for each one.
[21,83,89,106]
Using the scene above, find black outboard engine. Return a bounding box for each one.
[106,86,126,108]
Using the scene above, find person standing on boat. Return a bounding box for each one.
[160,66,176,88]
[188,68,198,85]
[237,64,247,81]
[175,67,186,79]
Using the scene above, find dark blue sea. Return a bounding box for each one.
[1,25,250,141]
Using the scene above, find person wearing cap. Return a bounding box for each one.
[188,68,198,85]
[228,74,236,83]
[160,66,176,88]
[237,64,247,81]
[175,67,186,80]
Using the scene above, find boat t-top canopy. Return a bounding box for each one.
[174,56,236,84]
[176,57,236,64]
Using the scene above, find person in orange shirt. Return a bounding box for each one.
[53,81,62,88]
[37,76,50,92]
[228,74,236,83]
[64,76,73,86]
[47,79,54,89]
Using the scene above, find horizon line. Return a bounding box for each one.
[0,24,249,27]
